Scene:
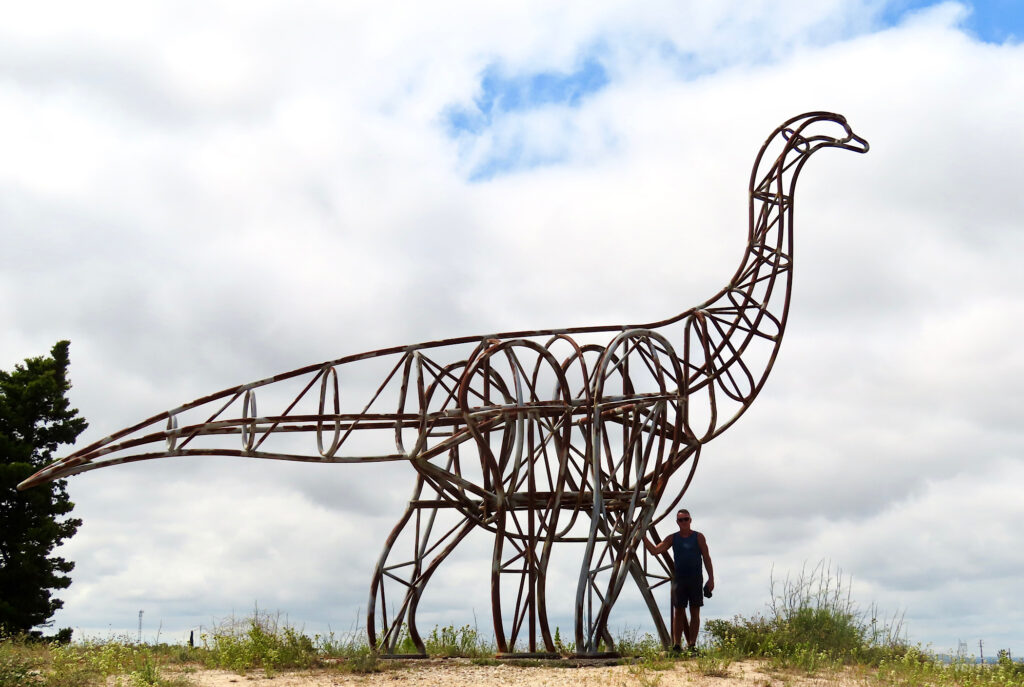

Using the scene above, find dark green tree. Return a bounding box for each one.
[0,340,88,634]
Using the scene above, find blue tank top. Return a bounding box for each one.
[672,531,702,579]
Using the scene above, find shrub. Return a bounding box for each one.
[615,627,662,658]
[704,560,907,667]
[335,645,381,674]
[424,624,491,658]
[200,611,319,672]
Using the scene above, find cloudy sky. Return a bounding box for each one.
[3,0,1023,655]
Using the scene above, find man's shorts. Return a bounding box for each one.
[672,576,704,609]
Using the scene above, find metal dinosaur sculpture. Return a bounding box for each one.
[21,111,868,656]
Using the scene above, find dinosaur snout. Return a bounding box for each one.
[838,130,869,154]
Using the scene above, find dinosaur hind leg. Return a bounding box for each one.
[491,506,562,656]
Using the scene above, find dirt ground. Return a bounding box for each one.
[178,658,865,687]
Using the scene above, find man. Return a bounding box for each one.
[644,508,714,652]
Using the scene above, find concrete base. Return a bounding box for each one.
[571,651,622,659]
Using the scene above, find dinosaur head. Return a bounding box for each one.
[749,111,868,200]
[782,112,869,155]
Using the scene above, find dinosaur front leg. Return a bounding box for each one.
[626,526,674,648]
[368,475,474,656]
[574,496,657,654]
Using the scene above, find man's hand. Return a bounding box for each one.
[644,533,673,556]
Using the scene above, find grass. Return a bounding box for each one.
[691,650,734,677]
[0,634,193,687]
[872,646,1024,687]
[3,564,1023,686]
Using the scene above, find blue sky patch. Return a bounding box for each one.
[445,57,610,180]
[446,57,609,137]
[882,0,1024,43]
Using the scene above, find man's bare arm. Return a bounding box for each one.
[698,532,714,591]
[644,532,673,556]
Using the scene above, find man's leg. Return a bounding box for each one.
[686,605,701,648]
[672,605,685,647]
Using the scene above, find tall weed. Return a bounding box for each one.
[552,627,574,655]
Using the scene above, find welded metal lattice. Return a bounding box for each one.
[22,112,868,656]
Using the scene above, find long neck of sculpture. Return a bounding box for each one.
[733,127,813,326]
[687,128,818,440]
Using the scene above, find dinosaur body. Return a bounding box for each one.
[20,112,868,655]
